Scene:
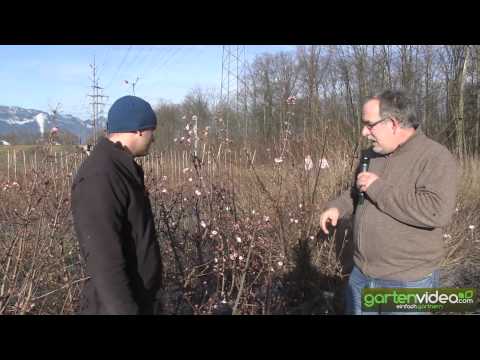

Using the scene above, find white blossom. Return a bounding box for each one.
[200,221,207,228]
[304,155,313,171]
[469,225,475,230]
[211,230,218,236]
[236,236,242,243]
[274,157,283,164]
[195,189,202,196]
[319,158,329,169]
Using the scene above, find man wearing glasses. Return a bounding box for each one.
[319,89,458,315]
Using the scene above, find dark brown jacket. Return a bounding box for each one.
[327,129,458,281]
[71,137,162,314]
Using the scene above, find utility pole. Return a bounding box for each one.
[88,57,108,146]
[219,45,248,143]
[124,77,140,95]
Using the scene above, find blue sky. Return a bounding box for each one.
[0,45,296,120]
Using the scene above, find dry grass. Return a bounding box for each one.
[0,135,478,315]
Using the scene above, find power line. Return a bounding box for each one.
[136,46,172,80]
[96,46,113,79]
[105,45,133,89]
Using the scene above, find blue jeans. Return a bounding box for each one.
[345,266,440,315]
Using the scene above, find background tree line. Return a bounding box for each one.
[152,45,479,159]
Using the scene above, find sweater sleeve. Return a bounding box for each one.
[71,173,139,314]
[325,187,355,219]
[366,150,458,229]
[324,154,364,218]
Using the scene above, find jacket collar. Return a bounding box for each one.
[96,137,144,184]
[388,127,425,158]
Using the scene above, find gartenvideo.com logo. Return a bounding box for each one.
[362,288,477,313]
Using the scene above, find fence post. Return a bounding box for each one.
[23,150,26,181]
[13,149,17,182]
[7,149,10,183]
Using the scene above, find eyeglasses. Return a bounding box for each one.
[363,117,391,131]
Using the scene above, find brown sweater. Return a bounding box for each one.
[327,129,458,281]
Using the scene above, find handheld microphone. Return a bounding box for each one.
[358,155,370,205]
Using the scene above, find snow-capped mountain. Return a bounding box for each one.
[0,105,106,142]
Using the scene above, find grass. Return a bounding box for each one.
[0,137,478,315]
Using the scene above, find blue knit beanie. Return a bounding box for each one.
[107,96,157,133]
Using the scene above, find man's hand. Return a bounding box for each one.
[319,208,340,235]
[356,171,379,193]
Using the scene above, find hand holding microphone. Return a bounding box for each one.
[357,156,377,205]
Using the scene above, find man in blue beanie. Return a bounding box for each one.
[71,95,163,314]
